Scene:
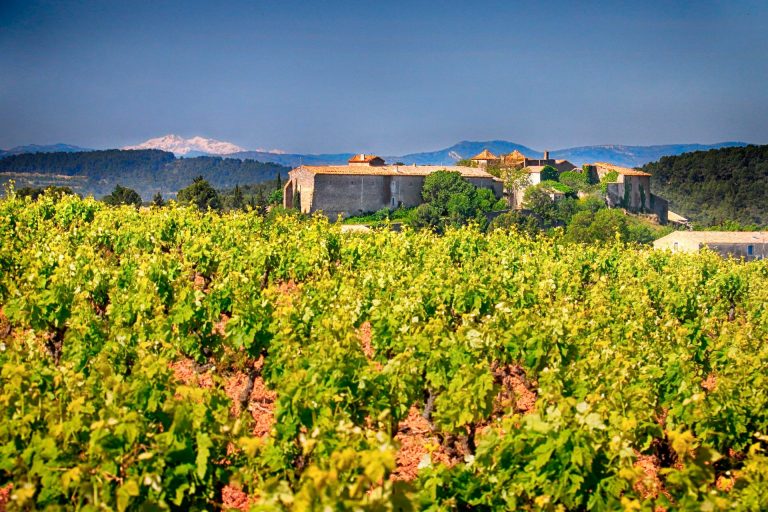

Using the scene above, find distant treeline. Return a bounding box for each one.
[0,149,290,199]
[644,144,768,227]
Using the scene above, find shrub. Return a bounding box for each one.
[540,165,559,182]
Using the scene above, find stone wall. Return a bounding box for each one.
[283,168,316,213]
[301,173,502,219]
[706,243,768,261]
[606,176,653,210]
[654,235,768,261]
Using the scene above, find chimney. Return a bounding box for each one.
[543,151,550,160]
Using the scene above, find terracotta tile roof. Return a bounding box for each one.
[348,154,384,164]
[592,162,652,177]
[294,165,500,179]
[471,149,498,161]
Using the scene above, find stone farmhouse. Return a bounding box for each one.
[470,149,576,173]
[282,154,503,219]
[584,163,669,224]
[470,149,580,208]
[654,231,768,261]
[468,149,670,224]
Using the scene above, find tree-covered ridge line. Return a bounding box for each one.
[644,144,768,227]
[0,149,290,200]
[1,192,767,509]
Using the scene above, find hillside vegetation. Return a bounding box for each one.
[644,144,768,226]
[1,192,767,510]
[0,150,289,200]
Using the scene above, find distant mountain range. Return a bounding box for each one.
[1,134,751,168]
[0,143,91,158]
[122,134,246,156]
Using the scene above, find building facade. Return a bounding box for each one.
[283,155,503,219]
[587,163,669,224]
[654,231,768,261]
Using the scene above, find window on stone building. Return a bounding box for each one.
[748,245,754,256]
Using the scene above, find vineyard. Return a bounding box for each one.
[1,192,768,511]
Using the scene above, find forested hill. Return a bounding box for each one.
[0,150,290,199]
[644,144,768,227]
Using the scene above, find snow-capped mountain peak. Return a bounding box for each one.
[123,134,246,156]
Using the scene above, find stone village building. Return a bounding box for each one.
[282,148,670,223]
[469,149,669,224]
[282,154,503,219]
[654,231,768,261]
[584,163,669,224]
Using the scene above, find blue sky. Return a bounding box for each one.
[1,0,766,154]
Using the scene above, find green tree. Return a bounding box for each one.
[565,208,630,243]
[422,171,477,210]
[16,186,76,200]
[411,203,441,230]
[177,176,221,211]
[230,185,245,210]
[540,165,559,182]
[523,186,560,227]
[489,210,540,235]
[152,192,165,207]
[559,171,589,191]
[418,171,503,230]
[268,188,283,205]
[102,184,142,207]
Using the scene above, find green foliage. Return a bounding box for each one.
[419,170,503,230]
[560,170,590,191]
[218,177,284,213]
[644,144,768,227]
[501,165,531,193]
[344,206,416,226]
[176,176,222,211]
[540,165,559,182]
[600,170,620,194]
[0,149,290,200]
[151,192,165,207]
[102,184,142,207]
[15,185,77,200]
[540,179,575,196]
[566,208,670,244]
[488,210,540,235]
[0,193,766,509]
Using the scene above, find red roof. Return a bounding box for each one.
[348,154,384,164]
[470,149,498,161]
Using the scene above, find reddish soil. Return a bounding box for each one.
[392,407,457,481]
[356,321,383,370]
[716,474,735,492]
[0,309,11,339]
[701,373,717,392]
[213,313,231,337]
[192,272,207,291]
[223,358,276,438]
[633,454,664,500]
[169,358,214,389]
[491,363,537,415]
[357,321,375,359]
[274,280,299,308]
[0,483,12,512]
[221,483,256,511]
[656,407,669,428]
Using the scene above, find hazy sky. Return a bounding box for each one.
[1,0,766,154]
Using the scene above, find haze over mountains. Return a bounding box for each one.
[1,134,750,168]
